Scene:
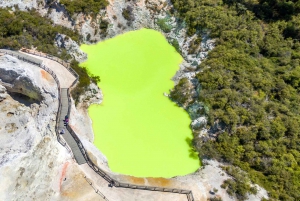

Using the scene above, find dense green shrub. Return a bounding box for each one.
[0,8,97,102]
[170,0,300,199]
[221,166,257,201]
[170,39,180,52]
[156,18,172,33]
[70,60,100,104]
[169,78,192,106]
[0,8,79,59]
[60,0,108,16]
[122,6,135,26]
[99,19,109,35]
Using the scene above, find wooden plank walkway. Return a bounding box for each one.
[59,88,86,165]
[0,49,42,65]
[0,49,195,201]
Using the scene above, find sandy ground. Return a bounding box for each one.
[21,52,76,88]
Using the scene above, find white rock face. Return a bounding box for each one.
[69,83,103,142]
[0,55,101,201]
[55,33,87,62]
[0,85,8,101]
[191,116,207,130]
[0,55,63,200]
[0,0,38,10]
[0,55,43,100]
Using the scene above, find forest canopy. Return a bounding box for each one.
[170,0,300,200]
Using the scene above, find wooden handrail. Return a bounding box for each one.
[0,49,195,201]
[0,49,75,160]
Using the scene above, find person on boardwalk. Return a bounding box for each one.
[64,115,69,125]
[60,129,65,134]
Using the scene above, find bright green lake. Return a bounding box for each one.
[80,28,200,178]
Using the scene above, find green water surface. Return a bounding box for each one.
[80,29,200,178]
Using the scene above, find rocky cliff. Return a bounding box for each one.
[0,55,105,201]
[0,54,62,200]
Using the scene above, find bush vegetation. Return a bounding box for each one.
[0,8,79,59]
[60,0,108,16]
[122,6,134,21]
[156,18,172,33]
[70,60,100,104]
[221,166,257,200]
[0,8,99,101]
[170,38,180,52]
[99,19,109,30]
[170,0,300,200]
[169,78,193,106]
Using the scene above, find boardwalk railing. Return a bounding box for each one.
[1,49,195,201]
[84,176,110,201]
[65,118,194,200]
[0,49,75,160]
[63,65,195,201]
[21,48,70,67]
[20,48,79,84]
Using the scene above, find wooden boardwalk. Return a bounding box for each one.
[0,49,195,201]
[59,88,86,165]
[0,49,42,65]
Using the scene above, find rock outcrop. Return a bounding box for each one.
[0,55,53,101]
[0,55,62,200]
[55,33,87,62]
[0,55,102,201]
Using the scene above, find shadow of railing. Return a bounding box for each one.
[0,49,195,201]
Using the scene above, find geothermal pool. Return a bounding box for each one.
[80,29,200,178]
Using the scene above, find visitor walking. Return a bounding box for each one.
[64,115,69,125]
[61,129,65,134]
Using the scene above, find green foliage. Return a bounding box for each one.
[60,0,108,16]
[156,18,172,33]
[170,39,180,52]
[171,0,300,199]
[99,19,109,36]
[70,60,100,105]
[122,6,134,22]
[221,166,257,200]
[0,8,99,100]
[222,0,300,21]
[284,14,300,39]
[254,0,300,21]
[0,8,79,59]
[169,78,193,106]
